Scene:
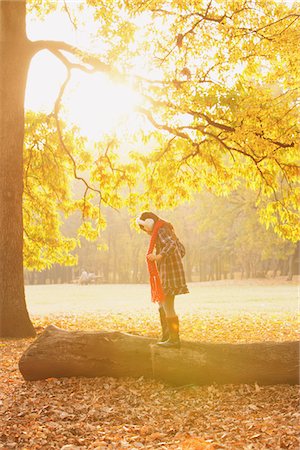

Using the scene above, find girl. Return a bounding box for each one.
[136,211,189,348]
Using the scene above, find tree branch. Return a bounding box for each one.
[49,48,96,74]
[255,132,295,148]
[143,95,235,132]
[138,107,191,140]
[30,40,113,74]
[63,0,77,31]
[52,68,111,214]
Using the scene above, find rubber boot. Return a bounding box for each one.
[158,307,169,343]
[157,316,180,348]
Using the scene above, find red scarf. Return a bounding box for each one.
[146,219,166,303]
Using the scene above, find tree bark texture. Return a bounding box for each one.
[19,326,299,385]
[0,1,35,337]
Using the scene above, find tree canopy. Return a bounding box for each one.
[25,0,299,249]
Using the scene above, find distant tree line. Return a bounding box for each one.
[24,191,299,285]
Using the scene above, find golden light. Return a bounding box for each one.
[25,52,142,142]
[25,10,143,143]
[64,72,141,140]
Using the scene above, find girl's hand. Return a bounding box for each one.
[147,253,162,262]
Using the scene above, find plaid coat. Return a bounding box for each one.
[156,226,189,296]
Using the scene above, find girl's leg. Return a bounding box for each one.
[162,294,176,317]
[158,295,180,347]
[158,303,168,342]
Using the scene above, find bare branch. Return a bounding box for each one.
[63,0,77,31]
[251,13,300,34]
[179,141,206,163]
[49,48,96,74]
[103,141,127,177]
[30,40,113,74]
[138,107,191,141]
[236,14,300,41]
[188,110,235,132]
[255,132,295,148]
[143,95,235,132]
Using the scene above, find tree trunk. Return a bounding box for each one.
[184,242,192,282]
[286,242,299,281]
[19,326,299,385]
[0,1,35,337]
[131,245,140,283]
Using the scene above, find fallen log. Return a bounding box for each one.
[19,325,155,381]
[19,325,299,385]
[151,340,299,386]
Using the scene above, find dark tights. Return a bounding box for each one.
[160,294,176,317]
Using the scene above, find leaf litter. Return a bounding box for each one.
[0,312,299,449]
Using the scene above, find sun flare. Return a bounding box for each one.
[65,72,141,140]
[25,52,142,141]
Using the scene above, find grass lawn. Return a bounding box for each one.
[25,279,299,317]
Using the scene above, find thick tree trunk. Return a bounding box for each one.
[19,326,299,385]
[0,1,35,337]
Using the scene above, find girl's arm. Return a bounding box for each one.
[157,227,176,258]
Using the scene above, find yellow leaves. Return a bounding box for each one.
[184,313,299,345]
[23,112,144,270]
[76,198,100,221]
[77,221,100,241]
[97,242,108,251]
[123,1,299,235]
[258,199,300,243]
[126,192,143,213]
[26,0,58,17]
[1,288,300,449]
[24,0,299,274]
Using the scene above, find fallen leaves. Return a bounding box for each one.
[0,312,299,449]
[25,312,300,344]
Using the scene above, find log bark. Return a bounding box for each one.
[19,325,300,385]
[151,340,299,386]
[19,326,156,381]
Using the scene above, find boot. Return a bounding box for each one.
[157,316,180,348]
[158,307,169,343]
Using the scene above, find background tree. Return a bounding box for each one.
[25,192,297,286]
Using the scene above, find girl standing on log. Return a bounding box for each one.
[136,211,189,348]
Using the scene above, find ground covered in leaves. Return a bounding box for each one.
[1,312,299,450]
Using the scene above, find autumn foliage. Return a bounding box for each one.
[23,0,300,256]
[1,309,299,449]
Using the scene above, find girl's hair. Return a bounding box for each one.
[138,211,159,231]
[138,211,175,236]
